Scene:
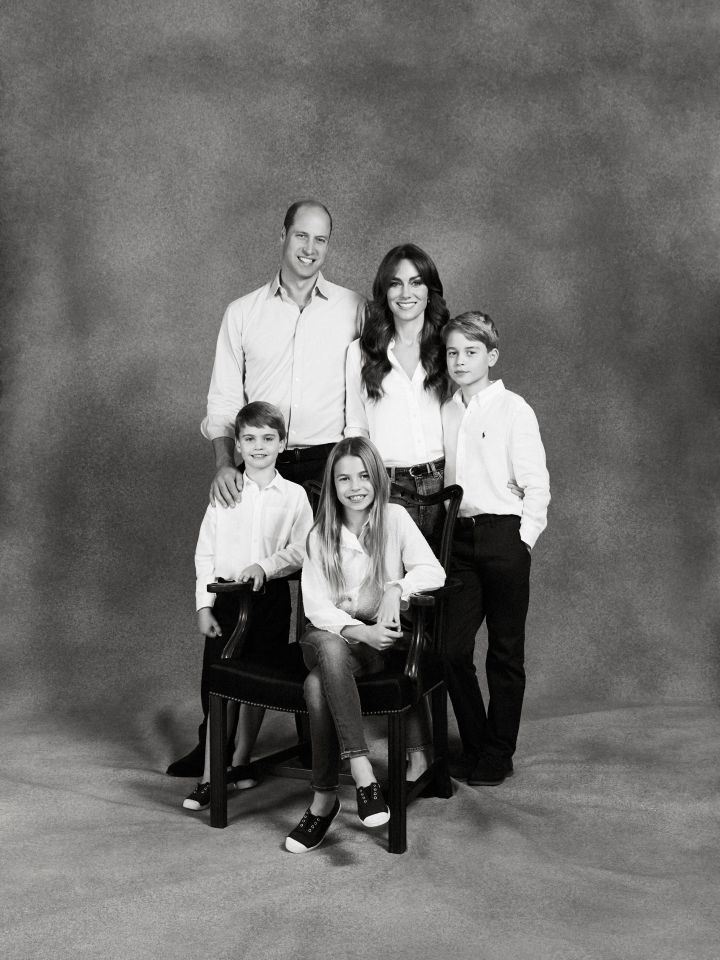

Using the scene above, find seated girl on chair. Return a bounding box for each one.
[284,437,445,853]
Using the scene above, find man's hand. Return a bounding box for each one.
[376,583,402,628]
[210,465,244,508]
[239,563,266,592]
[198,607,222,638]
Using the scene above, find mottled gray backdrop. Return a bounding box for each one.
[1,1,718,735]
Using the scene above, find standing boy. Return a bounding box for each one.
[182,401,314,811]
[441,312,550,786]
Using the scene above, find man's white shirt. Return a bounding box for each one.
[202,273,363,448]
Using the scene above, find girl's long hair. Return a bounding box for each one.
[360,243,450,401]
[308,437,390,605]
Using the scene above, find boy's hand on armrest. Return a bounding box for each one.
[210,465,244,508]
[239,563,266,592]
[198,607,222,638]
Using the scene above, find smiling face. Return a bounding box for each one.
[235,424,286,475]
[280,204,331,283]
[333,454,376,523]
[385,258,429,326]
[445,330,499,397]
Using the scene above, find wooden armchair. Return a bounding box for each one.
[206,484,463,854]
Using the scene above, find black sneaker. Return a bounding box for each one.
[356,781,390,827]
[285,798,342,854]
[226,764,258,790]
[467,754,514,786]
[182,781,211,810]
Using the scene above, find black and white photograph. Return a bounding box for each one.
[1,2,718,958]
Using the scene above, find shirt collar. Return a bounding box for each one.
[243,469,283,492]
[452,379,505,409]
[340,521,370,554]
[269,271,329,303]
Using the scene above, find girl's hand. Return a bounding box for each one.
[239,563,267,591]
[359,621,403,652]
[376,583,402,628]
[198,607,222,638]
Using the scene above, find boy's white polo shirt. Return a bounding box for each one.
[442,380,550,549]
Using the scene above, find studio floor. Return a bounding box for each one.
[2,702,718,960]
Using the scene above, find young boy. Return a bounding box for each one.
[441,312,550,786]
[182,401,314,811]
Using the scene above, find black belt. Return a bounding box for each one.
[276,443,335,464]
[386,458,444,480]
[455,513,518,529]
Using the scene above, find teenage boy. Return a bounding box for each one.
[441,312,550,786]
[182,402,313,811]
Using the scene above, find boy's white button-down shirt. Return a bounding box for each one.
[194,472,314,610]
[442,380,550,548]
[202,273,363,448]
[301,503,446,635]
[344,339,444,466]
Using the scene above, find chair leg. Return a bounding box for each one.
[209,694,227,828]
[294,712,312,768]
[431,684,453,799]
[387,713,407,854]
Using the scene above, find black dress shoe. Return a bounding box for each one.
[166,743,204,778]
[467,754,514,786]
[448,752,477,780]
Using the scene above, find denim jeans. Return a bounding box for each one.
[387,461,444,544]
[300,627,431,791]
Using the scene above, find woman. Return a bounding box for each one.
[345,243,449,539]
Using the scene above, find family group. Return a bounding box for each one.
[167,199,550,854]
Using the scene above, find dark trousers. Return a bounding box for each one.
[444,515,531,761]
[197,579,291,747]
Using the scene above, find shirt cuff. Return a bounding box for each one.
[201,415,236,442]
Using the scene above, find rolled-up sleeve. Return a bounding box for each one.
[385,507,446,601]
[201,302,247,441]
[344,340,370,439]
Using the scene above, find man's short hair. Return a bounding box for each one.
[442,311,499,351]
[282,199,333,235]
[234,401,287,441]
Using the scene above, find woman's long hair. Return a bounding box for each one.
[360,243,449,401]
[307,437,390,605]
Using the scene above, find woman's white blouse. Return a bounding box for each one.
[301,504,446,636]
[344,339,444,466]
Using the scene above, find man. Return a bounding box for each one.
[168,199,364,777]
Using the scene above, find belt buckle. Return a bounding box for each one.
[408,462,429,479]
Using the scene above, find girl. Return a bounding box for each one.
[285,437,446,854]
[344,244,450,539]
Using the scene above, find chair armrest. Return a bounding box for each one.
[407,579,463,607]
[403,580,462,679]
[207,571,302,658]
